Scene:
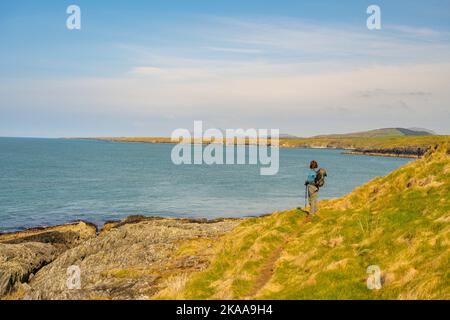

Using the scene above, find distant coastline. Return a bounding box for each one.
[74,135,450,158]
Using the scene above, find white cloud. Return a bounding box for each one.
[3,63,449,117]
[130,66,164,75]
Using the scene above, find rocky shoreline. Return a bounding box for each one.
[342,146,426,158]
[0,215,240,300]
[342,151,420,158]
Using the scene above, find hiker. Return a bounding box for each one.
[304,160,327,215]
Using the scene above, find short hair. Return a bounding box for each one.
[310,160,318,169]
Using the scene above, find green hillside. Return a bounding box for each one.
[314,127,435,138]
[279,135,450,157]
[158,143,450,299]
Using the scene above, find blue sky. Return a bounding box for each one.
[1,0,450,137]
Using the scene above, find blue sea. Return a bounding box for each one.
[0,137,412,232]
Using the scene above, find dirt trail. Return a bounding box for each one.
[246,246,284,298]
[246,212,311,298]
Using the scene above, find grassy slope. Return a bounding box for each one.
[159,143,450,299]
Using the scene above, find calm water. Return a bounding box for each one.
[0,138,412,232]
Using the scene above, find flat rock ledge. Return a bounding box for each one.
[0,216,240,300]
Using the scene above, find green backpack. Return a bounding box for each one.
[314,168,327,188]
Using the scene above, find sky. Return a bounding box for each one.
[1,0,450,137]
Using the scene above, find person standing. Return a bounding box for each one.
[305,160,319,215]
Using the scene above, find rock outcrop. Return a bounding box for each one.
[348,146,427,158]
[0,242,58,297]
[0,221,97,298]
[0,216,239,300]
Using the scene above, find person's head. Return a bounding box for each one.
[310,160,318,170]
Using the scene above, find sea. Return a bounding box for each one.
[0,137,412,232]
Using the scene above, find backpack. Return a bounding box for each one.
[314,168,327,188]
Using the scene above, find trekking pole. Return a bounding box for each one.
[304,185,308,209]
